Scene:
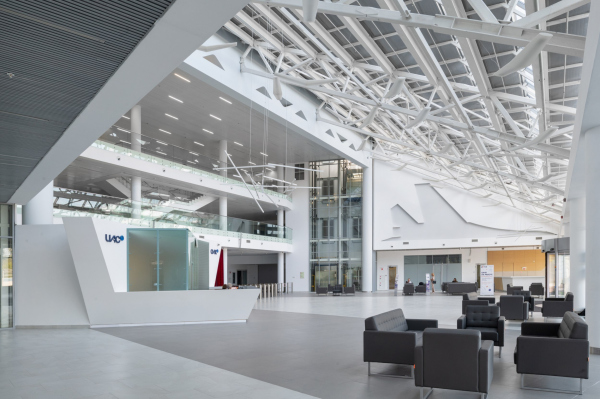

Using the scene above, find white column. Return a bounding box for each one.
[23,181,54,225]
[585,126,600,350]
[570,196,586,312]
[361,160,373,292]
[130,105,142,219]
[219,140,228,283]
[278,252,284,284]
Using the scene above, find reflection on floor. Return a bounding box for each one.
[1,291,597,399]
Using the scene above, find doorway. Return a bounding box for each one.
[236,270,247,286]
[389,266,397,289]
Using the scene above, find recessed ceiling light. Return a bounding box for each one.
[248,161,256,165]
[169,95,183,103]
[156,140,168,145]
[209,114,221,121]
[202,128,214,134]
[121,115,130,120]
[260,152,268,157]
[212,163,219,167]
[234,142,243,146]
[190,151,199,156]
[116,127,129,133]
[187,160,197,164]
[194,141,204,146]
[219,97,232,104]
[120,140,131,145]
[157,151,167,155]
[159,129,172,134]
[165,113,178,120]
[174,73,190,82]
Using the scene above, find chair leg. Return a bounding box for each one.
[499,346,502,358]
[368,362,371,376]
[420,387,433,399]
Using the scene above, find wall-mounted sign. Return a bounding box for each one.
[105,234,124,244]
[210,249,219,255]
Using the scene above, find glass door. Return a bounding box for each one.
[158,230,188,291]
[546,253,570,298]
[432,264,443,292]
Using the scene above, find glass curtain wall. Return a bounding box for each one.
[0,204,13,328]
[404,254,462,292]
[309,160,362,291]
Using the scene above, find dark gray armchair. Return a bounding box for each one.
[514,312,589,394]
[403,283,415,295]
[498,295,529,321]
[315,286,328,295]
[507,284,523,295]
[415,328,494,399]
[415,283,427,294]
[529,282,544,297]
[343,285,355,295]
[458,305,505,357]
[462,293,496,314]
[542,292,574,318]
[364,309,437,378]
[513,290,535,316]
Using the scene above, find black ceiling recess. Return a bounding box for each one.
[0,0,175,202]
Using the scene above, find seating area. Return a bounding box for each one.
[365,304,589,397]
[315,284,357,296]
[444,282,478,295]
[541,292,574,318]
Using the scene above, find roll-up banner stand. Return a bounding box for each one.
[480,265,494,296]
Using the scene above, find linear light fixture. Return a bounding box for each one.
[194,141,204,146]
[260,152,268,157]
[169,95,183,103]
[234,142,243,146]
[187,160,197,164]
[116,127,129,133]
[121,115,130,120]
[190,151,199,156]
[165,113,178,120]
[119,140,131,145]
[159,129,172,134]
[156,140,168,145]
[174,73,190,82]
[202,128,214,134]
[248,161,256,165]
[157,151,167,155]
[209,114,221,121]
[219,97,232,104]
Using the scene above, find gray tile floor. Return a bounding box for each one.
[2,291,598,399]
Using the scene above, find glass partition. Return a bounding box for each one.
[0,204,13,328]
[127,228,206,291]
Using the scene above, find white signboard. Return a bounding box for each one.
[480,265,494,296]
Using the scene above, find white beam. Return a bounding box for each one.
[510,0,590,29]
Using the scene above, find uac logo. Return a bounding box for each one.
[210,249,219,255]
[105,234,125,244]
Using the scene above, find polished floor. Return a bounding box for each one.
[1,291,599,398]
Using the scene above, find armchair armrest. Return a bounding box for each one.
[457,315,467,329]
[521,321,560,337]
[406,319,438,331]
[522,303,530,320]
[497,316,505,346]
[542,301,574,317]
[364,331,417,365]
[479,340,494,394]
[516,336,589,379]
[414,344,423,387]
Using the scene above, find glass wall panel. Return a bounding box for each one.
[309,160,362,291]
[158,230,188,291]
[0,204,13,328]
[128,230,158,291]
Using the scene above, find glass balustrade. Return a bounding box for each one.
[53,188,292,242]
[90,140,291,202]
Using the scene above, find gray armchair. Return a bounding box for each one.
[507,284,523,295]
[403,283,415,295]
[415,328,494,399]
[415,283,427,294]
[513,290,535,316]
[529,282,544,297]
[498,295,529,321]
[315,286,328,295]
[458,305,505,357]
[364,309,437,378]
[447,282,477,294]
[462,293,496,314]
[542,292,574,318]
[514,312,589,394]
[343,285,355,295]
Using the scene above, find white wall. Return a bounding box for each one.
[228,253,279,285]
[227,264,259,285]
[373,160,559,251]
[14,225,89,327]
[376,248,487,291]
[283,164,311,291]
